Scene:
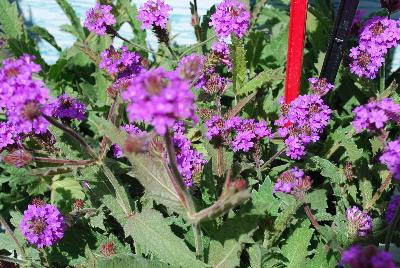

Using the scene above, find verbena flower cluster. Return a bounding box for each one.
[273,167,312,198]
[51,94,86,121]
[308,77,334,96]
[177,53,206,88]
[100,46,144,78]
[352,98,400,133]
[122,67,197,135]
[211,41,232,70]
[385,195,400,225]
[20,201,66,248]
[171,123,207,187]
[209,0,251,38]
[137,0,172,30]
[349,16,400,79]
[275,94,332,159]
[205,115,272,152]
[346,206,373,237]
[380,138,400,180]
[341,245,397,268]
[84,4,116,35]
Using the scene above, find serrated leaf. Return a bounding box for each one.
[331,127,362,162]
[96,254,170,268]
[360,178,373,209]
[0,0,23,39]
[307,242,336,268]
[119,0,147,50]
[89,210,107,231]
[307,156,347,184]
[124,209,206,268]
[51,176,85,210]
[370,136,384,156]
[28,26,61,51]
[252,177,279,216]
[231,36,247,94]
[305,189,328,220]
[0,233,17,252]
[237,67,284,95]
[55,0,85,40]
[281,222,314,268]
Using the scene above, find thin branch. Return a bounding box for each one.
[260,146,286,171]
[0,215,26,260]
[179,34,217,60]
[365,174,392,212]
[303,203,319,229]
[44,115,98,160]
[99,95,120,160]
[34,157,95,166]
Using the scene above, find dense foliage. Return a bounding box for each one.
[0,0,400,267]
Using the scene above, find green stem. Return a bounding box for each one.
[380,61,386,93]
[385,205,400,251]
[34,157,95,166]
[165,43,179,61]
[44,115,98,160]
[179,34,217,59]
[193,224,203,259]
[0,215,26,260]
[260,146,286,171]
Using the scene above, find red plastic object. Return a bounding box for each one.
[284,0,308,104]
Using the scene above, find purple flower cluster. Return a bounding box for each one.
[380,138,400,180]
[0,55,51,136]
[177,53,205,88]
[99,46,144,78]
[209,0,250,38]
[203,74,230,95]
[84,4,116,35]
[346,206,373,237]
[352,98,400,133]
[308,77,334,96]
[111,124,144,158]
[122,67,197,135]
[20,202,66,248]
[275,94,332,159]
[0,122,18,151]
[211,41,232,70]
[385,195,400,225]
[51,94,86,121]
[205,115,272,152]
[350,17,400,79]
[341,245,397,268]
[171,123,207,187]
[273,167,312,198]
[137,0,172,30]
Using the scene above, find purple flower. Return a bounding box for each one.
[385,195,400,225]
[380,138,400,180]
[137,0,172,30]
[177,53,205,87]
[275,95,331,159]
[359,17,400,51]
[0,122,18,150]
[346,206,373,237]
[99,46,144,78]
[111,124,144,158]
[122,67,197,135]
[205,115,225,140]
[111,143,124,158]
[209,0,251,38]
[171,122,207,187]
[51,94,86,121]
[20,202,66,248]
[211,41,232,70]
[341,245,396,268]
[83,4,116,36]
[308,77,335,96]
[273,167,312,198]
[203,74,230,95]
[352,98,400,133]
[230,119,272,152]
[349,43,385,79]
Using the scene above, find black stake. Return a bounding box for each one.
[320,0,360,83]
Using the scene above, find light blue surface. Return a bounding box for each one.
[18,0,400,71]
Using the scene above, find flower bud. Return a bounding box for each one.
[4,149,33,168]
[100,242,116,257]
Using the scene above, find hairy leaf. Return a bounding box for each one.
[28,26,62,51]
[237,67,284,95]
[96,254,170,268]
[124,209,206,268]
[55,0,85,40]
[252,177,279,216]
[231,36,247,94]
[0,0,23,39]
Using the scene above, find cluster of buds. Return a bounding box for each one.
[274,167,312,200]
[100,242,116,257]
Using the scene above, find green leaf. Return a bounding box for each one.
[55,0,85,40]
[89,209,107,231]
[119,0,147,49]
[307,242,336,268]
[252,177,280,216]
[0,233,17,252]
[231,36,247,94]
[51,176,85,211]
[360,178,373,209]
[28,26,61,51]
[207,213,258,268]
[0,0,23,39]
[306,156,347,184]
[123,209,206,268]
[331,127,363,162]
[96,254,170,268]
[237,67,284,95]
[305,189,331,220]
[281,222,314,268]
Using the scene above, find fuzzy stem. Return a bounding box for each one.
[385,205,400,251]
[0,215,26,260]
[179,34,217,59]
[303,203,319,229]
[34,157,95,166]
[44,115,98,160]
[99,95,120,160]
[380,61,386,92]
[365,174,392,212]
[193,224,203,259]
[165,43,179,61]
[114,32,154,55]
[260,146,286,171]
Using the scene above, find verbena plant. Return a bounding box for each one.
[0,0,400,267]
